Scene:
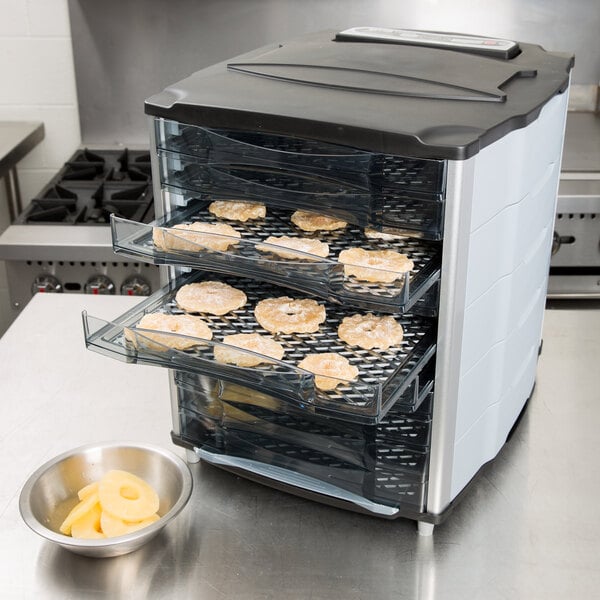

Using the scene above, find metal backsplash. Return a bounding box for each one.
[68,0,600,145]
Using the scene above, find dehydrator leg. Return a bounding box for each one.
[417,521,434,536]
[186,448,200,464]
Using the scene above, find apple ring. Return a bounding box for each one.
[214,333,285,367]
[297,352,359,391]
[208,200,266,222]
[338,313,404,350]
[254,296,326,334]
[256,235,329,260]
[291,210,347,232]
[175,281,247,315]
[338,248,414,283]
[125,312,212,351]
[153,221,241,252]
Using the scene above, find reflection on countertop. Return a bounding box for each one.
[1,294,599,599]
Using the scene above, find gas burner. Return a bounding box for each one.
[15,148,155,225]
[70,149,106,163]
[113,149,152,182]
[86,183,154,224]
[20,184,86,223]
[107,167,150,182]
[61,162,105,181]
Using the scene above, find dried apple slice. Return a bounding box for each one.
[98,470,159,521]
[70,503,105,539]
[59,491,100,535]
[100,511,160,538]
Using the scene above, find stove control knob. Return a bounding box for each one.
[552,231,576,255]
[120,275,151,297]
[552,231,560,255]
[84,275,116,295]
[32,275,63,295]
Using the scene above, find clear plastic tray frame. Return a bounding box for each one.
[83,272,436,424]
[111,199,441,315]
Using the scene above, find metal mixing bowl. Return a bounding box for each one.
[19,442,193,557]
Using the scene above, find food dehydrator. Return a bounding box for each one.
[83,28,573,534]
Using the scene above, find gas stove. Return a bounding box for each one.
[0,148,161,313]
[16,148,154,225]
[547,113,600,299]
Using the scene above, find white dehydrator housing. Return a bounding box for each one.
[84,28,573,533]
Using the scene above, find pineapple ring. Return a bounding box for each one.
[77,481,99,500]
[70,503,105,539]
[100,511,160,538]
[59,491,100,535]
[98,470,159,522]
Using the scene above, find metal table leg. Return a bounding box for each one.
[4,167,22,222]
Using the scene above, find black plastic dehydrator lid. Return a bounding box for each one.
[145,28,574,160]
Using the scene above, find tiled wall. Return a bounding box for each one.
[0,0,81,336]
[0,0,81,208]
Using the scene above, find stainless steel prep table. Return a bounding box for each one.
[0,121,44,221]
[0,294,598,600]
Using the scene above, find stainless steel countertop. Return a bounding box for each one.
[1,294,599,599]
[0,121,44,177]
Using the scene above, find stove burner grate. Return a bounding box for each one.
[15,148,154,225]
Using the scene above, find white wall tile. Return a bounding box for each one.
[0,105,80,170]
[14,140,46,170]
[26,0,70,37]
[0,37,78,105]
[0,105,45,169]
[0,105,43,121]
[0,0,29,36]
[37,105,81,167]
[0,0,80,239]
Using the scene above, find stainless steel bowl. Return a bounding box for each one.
[19,442,193,558]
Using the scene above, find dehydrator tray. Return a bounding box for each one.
[155,118,447,196]
[157,150,445,240]
[174,408,429,511]
[111,199,441,315]
[83,272,436,424]
[176,372,433,452]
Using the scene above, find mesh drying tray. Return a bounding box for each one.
[83,272,436,424]
[154,118,446,240]
[158,152,445,240]
[155,118,447,195]
[111,199,441,315]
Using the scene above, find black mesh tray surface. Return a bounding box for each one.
[83,272,436,424]
[111,200,441,315]
[157,149,445,240]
